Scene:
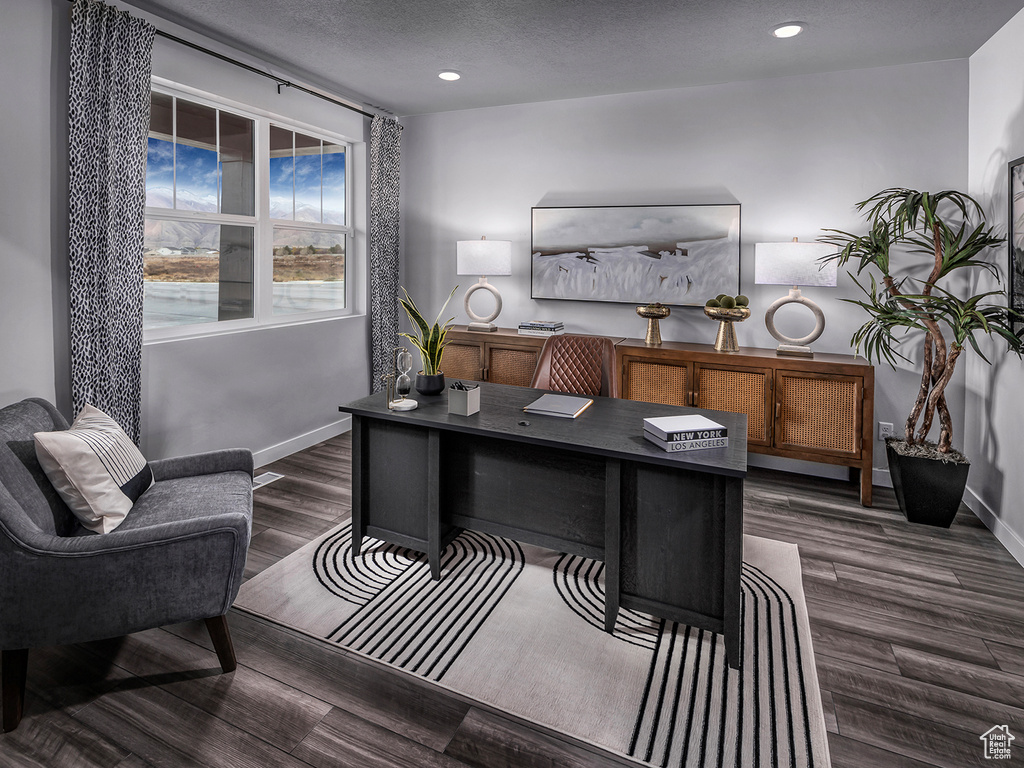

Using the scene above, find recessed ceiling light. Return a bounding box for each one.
[438,70,461,81]
[772,23,805,38]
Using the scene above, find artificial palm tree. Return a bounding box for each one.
[820,188,1023,457]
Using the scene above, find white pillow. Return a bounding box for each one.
[34,404,154,534]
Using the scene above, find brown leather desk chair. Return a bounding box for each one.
[529,334,619,398]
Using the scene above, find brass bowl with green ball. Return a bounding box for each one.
[703,305,751,352]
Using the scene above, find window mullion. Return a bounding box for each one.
[215,108,221,213]
[171,95,177,210]
[258,116,274,324]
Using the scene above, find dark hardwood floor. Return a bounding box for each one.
[2,432,1021,767]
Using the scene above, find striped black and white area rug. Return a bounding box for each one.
[237,528,831,768]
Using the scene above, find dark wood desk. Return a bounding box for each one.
[339,383,747,668]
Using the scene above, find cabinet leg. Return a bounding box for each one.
[860,464,873,507]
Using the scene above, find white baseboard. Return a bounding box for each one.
[872,465,893,489]
[964,485,1024,569]
[252,416,351,468]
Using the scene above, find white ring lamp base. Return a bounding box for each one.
[464,276,502,332]
[764,286,826,358]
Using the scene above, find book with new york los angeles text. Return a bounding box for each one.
[643,430,729,452]
[643,414,728,442]
[523,393,594,418]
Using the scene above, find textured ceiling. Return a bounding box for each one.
[123,0,1024,117]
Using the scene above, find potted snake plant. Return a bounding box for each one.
[399,285,458,396]
[820,188,1023,527]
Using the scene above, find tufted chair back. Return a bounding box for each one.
[529,335,619,398]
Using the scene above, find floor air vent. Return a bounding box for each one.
[252,471,285,489]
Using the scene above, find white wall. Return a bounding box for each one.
[1,0,371,464]
[966,6,1024,563]
[401,60,970,479]
[0,0,68,408]
[137,15,371,462]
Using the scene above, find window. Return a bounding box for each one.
[144,86,352,335]
[269,125,347,315]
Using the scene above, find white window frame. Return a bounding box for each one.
[144,79,358,343]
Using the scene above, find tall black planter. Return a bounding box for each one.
[886,441,970,528]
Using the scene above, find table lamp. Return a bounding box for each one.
[754,239,837,357]
[456,236,512,332]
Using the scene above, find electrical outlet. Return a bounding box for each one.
[878,422,895,440]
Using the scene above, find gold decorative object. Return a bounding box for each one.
[703,306,751,352]
[636,303,671,345]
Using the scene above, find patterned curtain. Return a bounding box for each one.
[67,0,154,444]
[369,115,403,392]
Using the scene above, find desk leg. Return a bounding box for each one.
[723,477,743,670]
[351,416,366,556]
[426,428,441,581]
[604,458,621,633]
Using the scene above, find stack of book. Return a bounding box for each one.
[518,320,564,337]
[643,414,728,452]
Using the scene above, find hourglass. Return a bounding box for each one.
[389,347,418,411]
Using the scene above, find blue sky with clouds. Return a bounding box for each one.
[146,138,218,211]
[270,141,346,223]
[147,134,344,221]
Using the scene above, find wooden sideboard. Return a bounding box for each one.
[442,328,874,506]
[616,339,874,506]
[444,327,625,387]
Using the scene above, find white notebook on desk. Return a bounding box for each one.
[523,394,594,419]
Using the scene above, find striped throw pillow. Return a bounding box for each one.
[34,404,154,533]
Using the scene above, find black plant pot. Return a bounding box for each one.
[415,372,445,396]
[886,441,970,528]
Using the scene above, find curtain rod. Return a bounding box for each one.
[70,0,379,119]
[155,28,377,120]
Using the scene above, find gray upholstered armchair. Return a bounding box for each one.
[0,398,253,731]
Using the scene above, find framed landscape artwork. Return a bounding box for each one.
[1009,156,1024,330]
[531,204,741,305]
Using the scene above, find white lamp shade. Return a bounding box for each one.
[754,242,837,287]
[457,239,512,276]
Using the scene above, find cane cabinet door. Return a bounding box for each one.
[774,369,863,459]
[483,339,544,386]
[620,353,694,408]
[441,340,485,381]
[692,362,773,447]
